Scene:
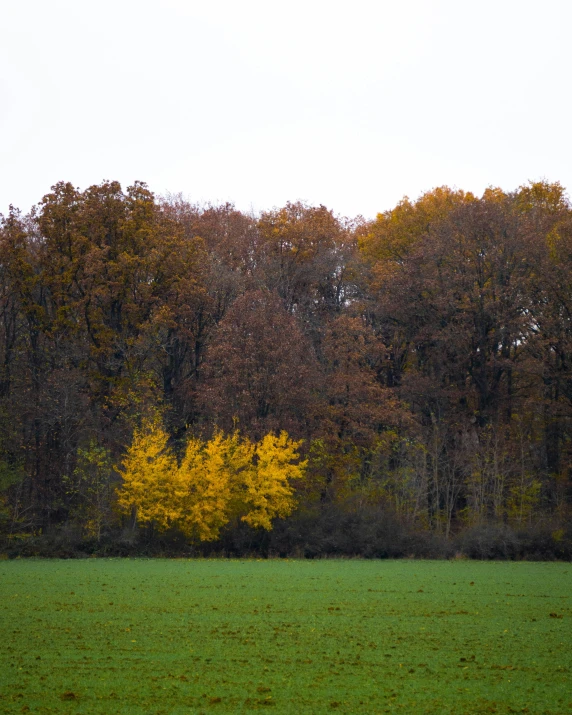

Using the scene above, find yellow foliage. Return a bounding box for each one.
[359,187,474,271]
[506,477,541,525]
[516,180,568,214]
[242,431,306,530]
[116,423,306,541]
[178,431,254,541]
[115,419,181,531]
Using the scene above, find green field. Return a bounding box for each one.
[0,559,570,714]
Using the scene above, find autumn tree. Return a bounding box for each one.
[176,429,305,539]
[242,431,306,530]
[156,199,255,425]
[358,182,572,529]
[64,441,116,540]
[258,202,357,338]
[198,289,321,440]
[116,422,305,542]
[517,182,572,481]
[177,431,253,541]
[312,314,410,503]
[115,419,180,531]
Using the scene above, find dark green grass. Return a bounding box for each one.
[0,559,570,714]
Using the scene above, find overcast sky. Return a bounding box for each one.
[2,0,571,219]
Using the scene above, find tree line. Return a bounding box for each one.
[0,180,571,558]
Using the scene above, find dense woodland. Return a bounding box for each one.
[1,180,571,559]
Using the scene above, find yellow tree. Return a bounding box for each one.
[177,431,254,541]
[115,420,180,530]
[117,425,306,541]
[358,186,474,288]
[242,431,306,530]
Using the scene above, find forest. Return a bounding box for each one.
[0,180,571,559]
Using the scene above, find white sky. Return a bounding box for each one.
[1,0,571,219]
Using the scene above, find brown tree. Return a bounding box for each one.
[197,289,321,440]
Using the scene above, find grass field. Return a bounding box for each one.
[0,559,570,714]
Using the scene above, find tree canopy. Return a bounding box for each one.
[1,181,571,555]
